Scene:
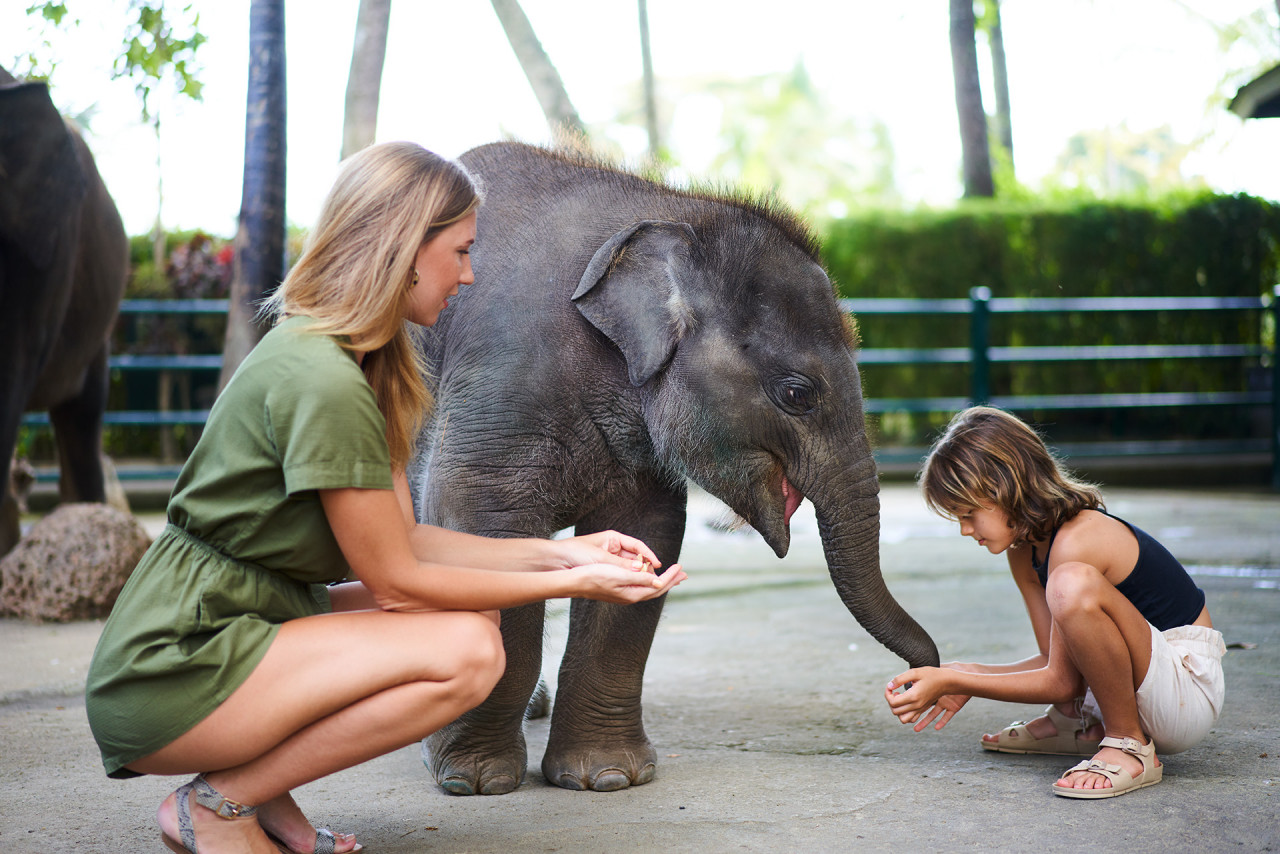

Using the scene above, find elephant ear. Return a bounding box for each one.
[0,79,87,270]
[572,220,698,387]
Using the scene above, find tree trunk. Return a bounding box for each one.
[341,0,391,160]
[638,0,660,162]
[985,0,1013,171]
[949,0,994,198]
[219,0,287,390]
[488,0,586,144]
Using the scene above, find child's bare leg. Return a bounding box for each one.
[1045,561,1158,791]
[135,608,505,853]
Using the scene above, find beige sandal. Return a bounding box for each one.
[1053,735,1163,799]
[981,703,1102,755]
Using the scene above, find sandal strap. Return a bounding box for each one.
[1098,735,1153,758]
[191,773,259,820]
[314,827,336,854]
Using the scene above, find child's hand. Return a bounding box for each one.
[884,667,970,732]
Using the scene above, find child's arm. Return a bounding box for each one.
[886,621,1079,729]
[1009,543,1053,656]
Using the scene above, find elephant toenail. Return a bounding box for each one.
[440,776,477,796]
[592,770,631,792]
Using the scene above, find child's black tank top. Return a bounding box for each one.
[1031,511,1205,631]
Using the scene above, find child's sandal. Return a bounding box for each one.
[981,703,1102,755]
[162,773,260,853]
[1052,735,1163,799]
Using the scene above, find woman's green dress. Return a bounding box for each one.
[86,316,394,778]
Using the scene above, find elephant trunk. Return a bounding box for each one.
[813,469,940,669]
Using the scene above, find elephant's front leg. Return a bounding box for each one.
[543,486,687,791]
[422,600,544,795]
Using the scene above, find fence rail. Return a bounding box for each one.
[23,291,1280,487]
[841,287,1278,486]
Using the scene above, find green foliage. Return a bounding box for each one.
[112,1,206,120]
[822,193,1280,448]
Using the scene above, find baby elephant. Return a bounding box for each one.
[412,142,938,794]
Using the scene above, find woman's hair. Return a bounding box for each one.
[919,406,1103,545]
[262,142,480,468]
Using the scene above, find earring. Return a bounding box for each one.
[410,270,419,289]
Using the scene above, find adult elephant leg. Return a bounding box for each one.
[422,599,545,795]
[543,477,687,791]
[47,345,108,504]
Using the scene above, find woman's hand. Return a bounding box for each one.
[568,562,687,604]
[884,667,971,732]
[551,530,663,574]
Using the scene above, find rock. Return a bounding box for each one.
[0,503,151,622]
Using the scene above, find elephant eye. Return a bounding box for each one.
[771,375,817,415]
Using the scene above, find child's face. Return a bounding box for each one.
[957,506,1015,554]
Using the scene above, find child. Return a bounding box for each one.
[884,406,1224,799]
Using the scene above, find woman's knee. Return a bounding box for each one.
[445,612,506,699]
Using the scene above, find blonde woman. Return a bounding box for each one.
[884,406,1223,799]
[86,142,686,854]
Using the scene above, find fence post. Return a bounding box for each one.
[1272,284,1279,491]
[969,286,991,405]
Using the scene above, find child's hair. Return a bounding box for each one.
[262,142,480,468]
[919,406,1103,545]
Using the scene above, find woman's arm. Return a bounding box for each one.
[322,485,684,612]
[391,472,661,573]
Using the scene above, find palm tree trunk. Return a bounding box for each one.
[638,0,660,162]
[220,0,287,389]
[341,0,391,160]
[950,0,994,198]
[986,0,1013,170]
[489,0,585,144]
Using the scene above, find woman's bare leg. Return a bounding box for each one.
[1045,561,1157,790]
[135,607,505,853]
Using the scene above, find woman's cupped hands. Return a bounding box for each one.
[551,530,686,604]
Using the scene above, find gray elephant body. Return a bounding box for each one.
[0,69,129,555]
[414,141,937,794]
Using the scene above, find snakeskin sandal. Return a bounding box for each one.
[161,773,261,853]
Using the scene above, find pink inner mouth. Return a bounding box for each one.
[781,475,804,526]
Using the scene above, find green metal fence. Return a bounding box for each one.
[24,290,1280,488]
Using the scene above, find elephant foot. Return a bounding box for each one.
[421,727,528,796]
[541,738,658,792]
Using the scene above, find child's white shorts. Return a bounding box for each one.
[1084,624,1226,754]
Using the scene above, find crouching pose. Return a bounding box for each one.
[884,406,1224,799]
[86,142,686,853]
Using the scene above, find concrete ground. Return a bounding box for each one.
[1,483,1277,853]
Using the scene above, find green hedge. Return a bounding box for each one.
[820,193,1280,449]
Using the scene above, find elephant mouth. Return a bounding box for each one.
[781,473,804,528]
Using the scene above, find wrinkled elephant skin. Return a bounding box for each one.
[412,142,938,795]
[0,68,129,556]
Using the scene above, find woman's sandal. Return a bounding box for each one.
[265,826,359,854]
[161,773,261,853]
[981,703,1102,755]
[1052,735,1163,799]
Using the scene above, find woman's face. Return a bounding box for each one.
[406,211,476,327]
[957,505,1015,554]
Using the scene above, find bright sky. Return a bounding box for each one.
[4,0,1279,238]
